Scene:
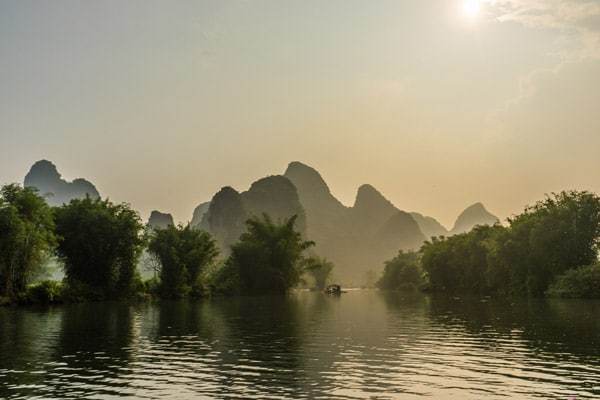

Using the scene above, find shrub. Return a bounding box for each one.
[24,280,64,304]
[61,280,106,302]
[547,264,600,298]
[378,251,424,291]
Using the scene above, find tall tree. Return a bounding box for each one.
[216,214,314,295]
[0,184,55,300]
[148,224,218,298]
[54,197,145,298]
[507,191,600,295]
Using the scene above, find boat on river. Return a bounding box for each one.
[325,284,342,295]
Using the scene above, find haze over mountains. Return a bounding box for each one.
[24,160,100,206]
[450,202,499,235]
[196,176,306,253]
[23,160,499,284]
[191,161,499,284]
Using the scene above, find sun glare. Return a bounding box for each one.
[463,0,481,18]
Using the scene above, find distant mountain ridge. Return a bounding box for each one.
[24,160,100,206]
[284,163,425,284]
[189,161,499,285]
[21,159,499,285]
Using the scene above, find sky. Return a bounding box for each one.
[1,0,600,227]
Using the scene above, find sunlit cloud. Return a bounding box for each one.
[486,0,600,124]
[492,1,600,58]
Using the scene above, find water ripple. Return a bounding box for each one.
[1,292,600,399]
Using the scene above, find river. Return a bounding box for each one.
[1,290,599,399]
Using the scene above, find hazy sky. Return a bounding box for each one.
[1,0,599,227]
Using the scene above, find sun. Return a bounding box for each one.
[463,0,481,18]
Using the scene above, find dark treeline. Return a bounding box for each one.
[0,183,334,305]
[378,191,600,298]
[3,183,600,304]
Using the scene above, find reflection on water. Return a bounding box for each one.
[1,291,599,399]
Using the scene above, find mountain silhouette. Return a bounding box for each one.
[199,175,305,253]
[451,202,499,234]
[241,175,306,233]
[283,162,349,249]
[21,160,500,285]
[201,186,247,251]
[410,212,449,239]
[24,160,100,206]
[374,211,427,258]
[188,161,499,284]
[285,162,425,284]
[351,184,399,235]
[284,162,347,216]
[147,211,174,230]
[190,201,210,228]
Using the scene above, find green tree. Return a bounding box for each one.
[303,256,334,290]
[419,191,600,297]
[506,191,600,295]
[0,184,56,300]
[54,197,145,299]
[214,214,314,295]
[148,224,219,298]
[377,250,423,290]
[547,263,600,298]
[421,225,504,294]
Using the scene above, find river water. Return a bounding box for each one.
[1,290,599,399]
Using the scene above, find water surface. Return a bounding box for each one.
[1,291,599,399]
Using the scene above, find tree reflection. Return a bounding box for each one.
[147,293,331,397]
[49,302,136,398]
[0,306,62,398]
[428,294,600,363]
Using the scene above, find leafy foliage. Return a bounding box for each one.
[418,191,600,297]
[504,191,600,295]
[421,225,503,294]
[24,280,64,304]
[213,214,314,295]
[377,250,423,290]
[547,263,600,298]
[54,197,145,299]
[148,224,219,298]
[0,184,56,300]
